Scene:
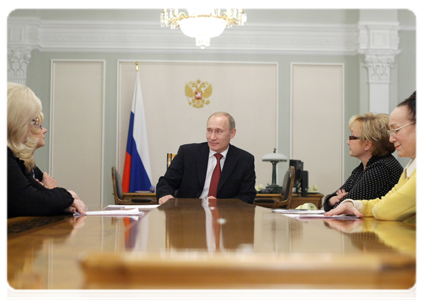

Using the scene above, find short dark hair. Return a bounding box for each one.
[397,91,416,123]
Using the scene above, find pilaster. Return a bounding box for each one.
[7,17,39,85]
[7,47,32,85]
[358,22,401,113]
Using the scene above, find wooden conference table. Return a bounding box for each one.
[8,198,415,289]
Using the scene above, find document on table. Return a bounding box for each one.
[104,205,159,211]
[273,209,325,214]
[74,208,144,217]
[282,214,360,220]
[273,209,360,220]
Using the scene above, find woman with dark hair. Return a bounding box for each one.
[325,92,416,222]
[323,113,403,211]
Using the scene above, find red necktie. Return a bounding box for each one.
[208,153,223,197]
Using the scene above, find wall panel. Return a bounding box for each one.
[291,63,344,196]
[50,60,104,209]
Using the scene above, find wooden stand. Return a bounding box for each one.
[254,193,323,209]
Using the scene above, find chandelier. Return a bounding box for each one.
[160,8,247,49]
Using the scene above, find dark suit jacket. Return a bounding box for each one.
[156,143,257,204]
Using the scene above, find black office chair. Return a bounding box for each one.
[254,166,295,208]
[111,167,157,205]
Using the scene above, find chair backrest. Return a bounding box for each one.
[111,167,124,200]
[281,166,295,203]
[167,153,176,168]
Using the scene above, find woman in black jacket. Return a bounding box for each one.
[323,113,403,212]
[7,82,86,218]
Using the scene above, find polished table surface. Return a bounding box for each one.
[8,198,416,290]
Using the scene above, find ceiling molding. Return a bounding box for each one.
[9,17,362,55]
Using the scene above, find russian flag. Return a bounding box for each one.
[122,71,152,192]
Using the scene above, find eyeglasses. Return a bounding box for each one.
[31,118,43,130]
[387,122,415,136]
[348,135,361,140]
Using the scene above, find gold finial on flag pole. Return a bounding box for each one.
[135,62,139,71]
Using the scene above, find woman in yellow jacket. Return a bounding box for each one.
[325,92,416,222]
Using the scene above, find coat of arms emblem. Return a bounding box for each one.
[185,79,213,108]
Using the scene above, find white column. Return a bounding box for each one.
[7,17,39,85]
[358,22,401,114]
[365,53,395,113]
[7,47,32,85]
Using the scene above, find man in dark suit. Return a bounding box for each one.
[156,112,256,204]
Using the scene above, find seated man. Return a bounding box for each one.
[156,112,257,205]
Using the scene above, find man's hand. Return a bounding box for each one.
[324,201,363,217]
[159,195,174,205]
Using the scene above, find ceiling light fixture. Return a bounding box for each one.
[160,8,247,49]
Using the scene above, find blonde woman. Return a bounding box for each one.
[325,92,416,222]
[21,112,58,189]
[323,113,403,211]
[7,82,86,218]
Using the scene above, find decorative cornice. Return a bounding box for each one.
[399,25,416,31]
[358,22,400,53]
[357,22,401,114]
[8,17,361,55]
[357,22,402,84]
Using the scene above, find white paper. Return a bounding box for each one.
[74,208,144,216]
[104,205,159,211]
[283,213,360,220]
[273,209,325,214]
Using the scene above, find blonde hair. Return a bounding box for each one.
[7,83,42,170]
[349,113,395,156]
[20,112,44,171]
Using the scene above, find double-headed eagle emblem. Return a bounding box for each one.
[185,79,213,108]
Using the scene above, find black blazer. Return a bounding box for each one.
[7,147,74,218]
[156,143,257,204]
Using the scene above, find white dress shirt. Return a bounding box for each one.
[403,158,416,179]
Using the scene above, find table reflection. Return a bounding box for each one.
[8,216,87,288]
[7,198,416,289]
[324,218,416,255]
[127,199,416,257]
[161,198,255,251]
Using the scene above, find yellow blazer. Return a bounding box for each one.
[359,169,416,222]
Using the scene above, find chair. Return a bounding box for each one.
[111,167,157,205]
[254,166,295,208]
[167,153,176,168]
